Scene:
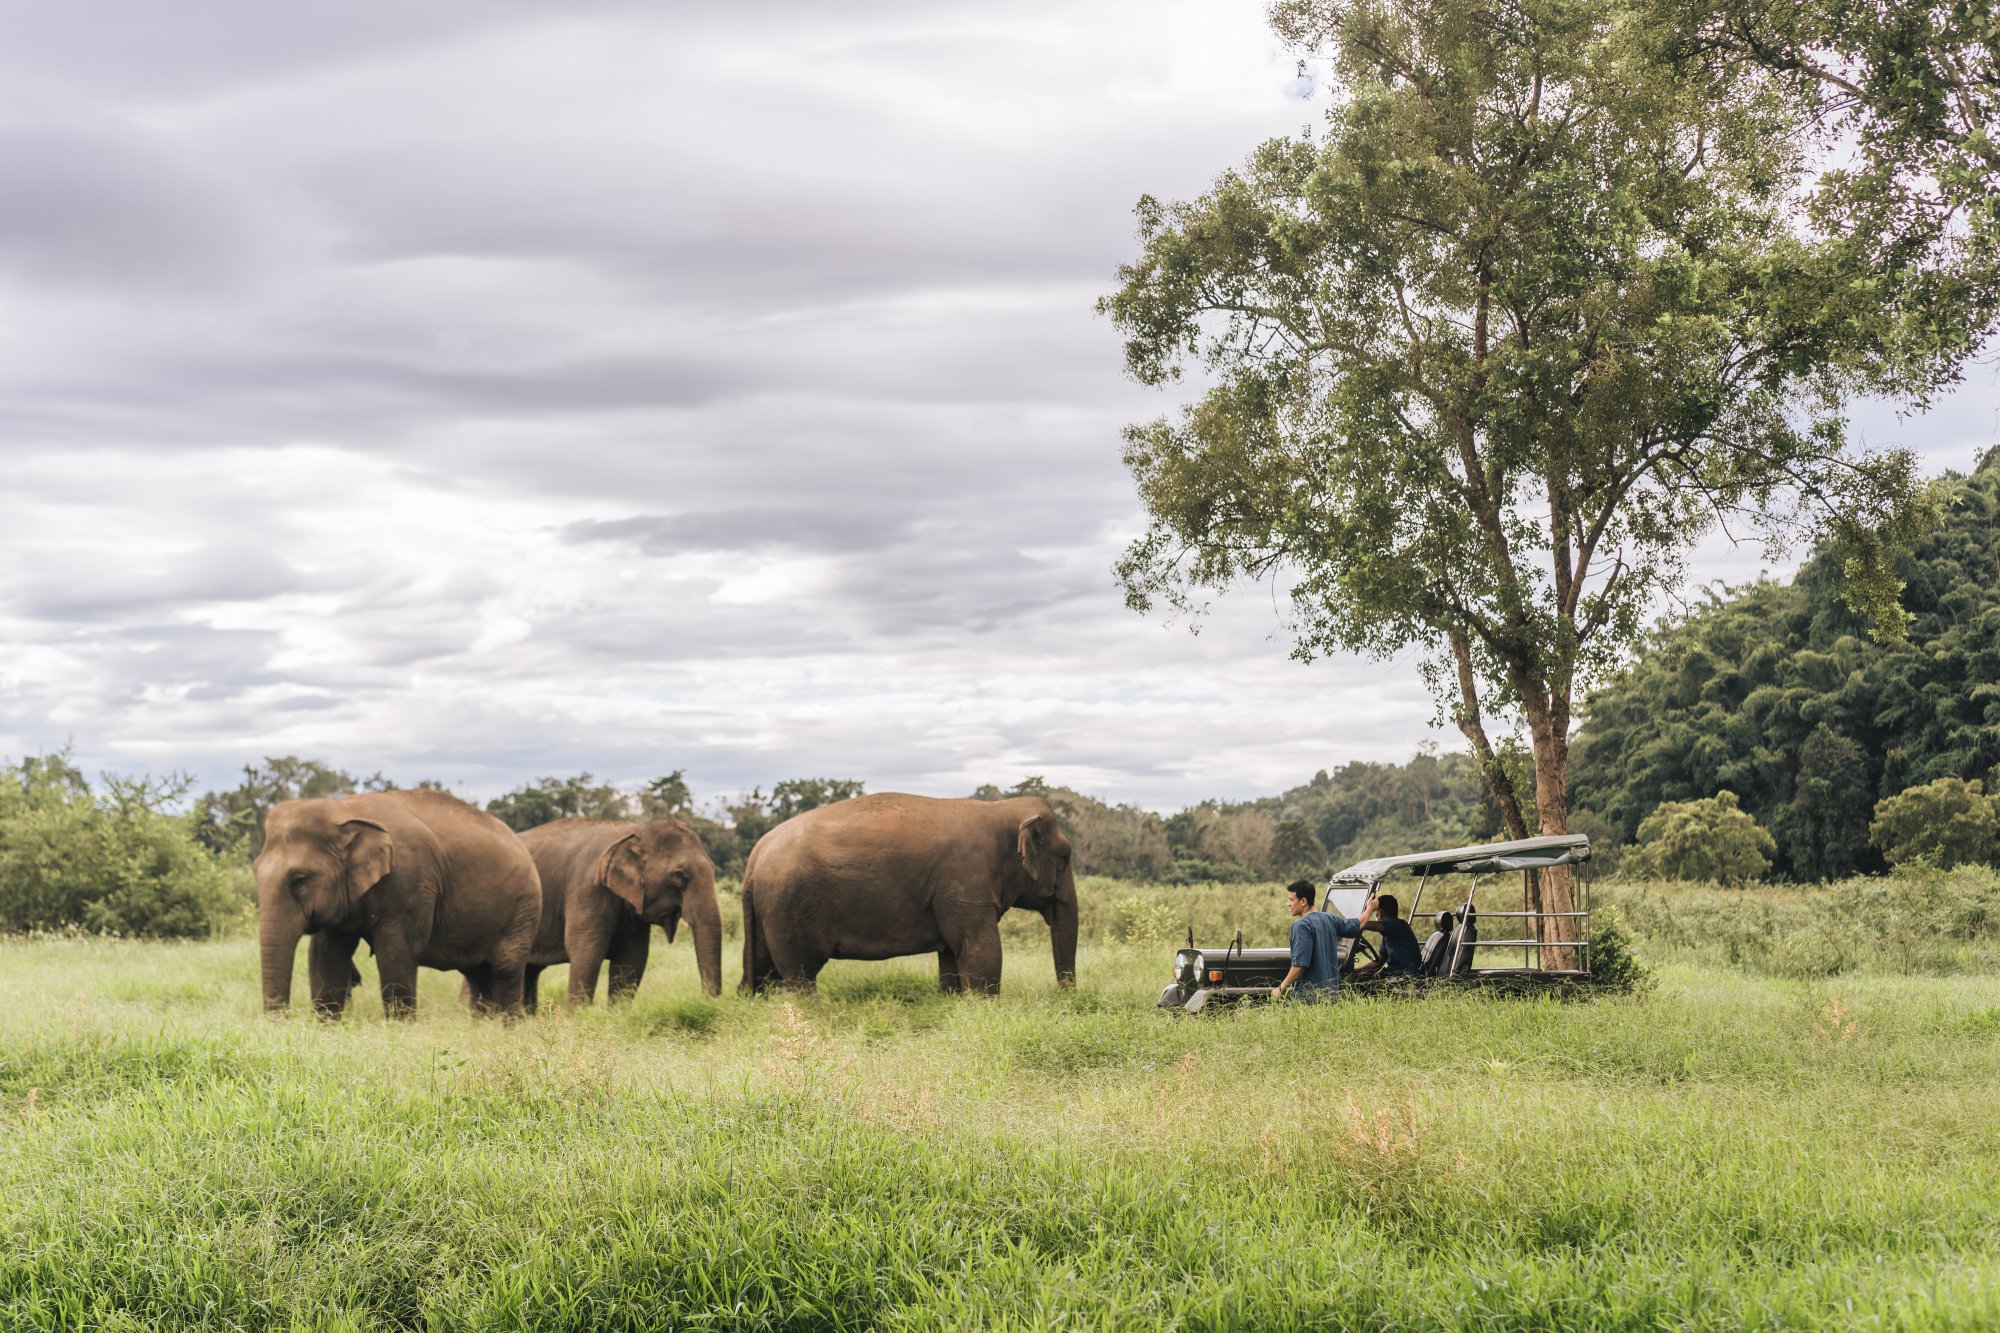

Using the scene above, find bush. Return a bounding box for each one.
[1625,791,1774,885]
[0,758,247,938]
[1582,905,1653,993]
[1870,777,2000,870]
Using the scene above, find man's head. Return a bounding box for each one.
[1286,879,1316,918]
[1376,893,1401,920]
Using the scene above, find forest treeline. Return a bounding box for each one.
[1571,448,2000,880]
[183,751,1504,886]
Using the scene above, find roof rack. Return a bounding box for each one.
[1327,833,1591,887]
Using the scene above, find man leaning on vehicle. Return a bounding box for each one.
[1271,879,1366,1002]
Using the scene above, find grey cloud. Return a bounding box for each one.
[0,117,262,292]
[559,507,912,557]
[6,545,323,624]
[3,0,1985,818]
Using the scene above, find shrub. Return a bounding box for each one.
[1625,791,1774,885]
[0,758,247,938]
[1870,777,2000,870]
[1105,894,1184,946]
[1582,905,1653,994]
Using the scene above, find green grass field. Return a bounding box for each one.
[1,908,1997,1330]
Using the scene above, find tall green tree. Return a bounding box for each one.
[1668,0,2000,372]
[1102,0,1945,959]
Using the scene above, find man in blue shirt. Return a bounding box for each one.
[1271,879,1364,1001]
[1353,893,1423,979]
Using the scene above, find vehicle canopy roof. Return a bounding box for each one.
[1327,833,1591,888]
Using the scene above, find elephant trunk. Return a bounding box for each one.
[1045,879,1078,988]
[259,891,304,1012]
[684,875,724,997]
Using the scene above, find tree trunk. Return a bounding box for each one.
[1448,631,1530,838]
[1525,698,1581,971]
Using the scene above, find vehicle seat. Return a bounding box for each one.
[1418,912,1455,977]
[1446,905,1479,977]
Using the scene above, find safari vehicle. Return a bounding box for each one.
[1156,834,1592,1013]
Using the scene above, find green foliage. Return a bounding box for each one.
[1268,814,1326,877]
[485,772,633,832]
[1582,905,1653,995]
[1665,0,2000,379]
[0,757,246,938]
[1871,777,2000,870]
[1626,791,1775,886]
[637,770,694,820]
[714,778,868,874]
[1573,454,2000,878]
[1564,809,1627,879]
[974,778,1174,880]
[1105,0,1943,839]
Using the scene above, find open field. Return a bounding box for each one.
[1,913,1998,1330]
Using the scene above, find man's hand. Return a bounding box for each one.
[1270,985,1285,999]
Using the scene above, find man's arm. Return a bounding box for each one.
[1273,920,1312,998]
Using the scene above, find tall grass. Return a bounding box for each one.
[0,884,1996,1329]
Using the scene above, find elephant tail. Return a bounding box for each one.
[738,880,765,995]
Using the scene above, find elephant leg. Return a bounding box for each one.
[461,965,493,1012]
[948,920,1004,996]
[758,912,825,994]
[606,930,648,1004]
[374,932,419,1019]
[308,931,360,1018]
[568,941,608,1007]
[744,917,780,995]
[483,963,526,1019]
[938,945,962,995]
[523,965,544,1015]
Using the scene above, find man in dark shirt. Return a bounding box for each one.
[1353,893,1423,979]
[1272,879,1362,1001]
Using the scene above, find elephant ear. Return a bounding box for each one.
[340,819,394,900]
[1016,812,1062,884]
[594,833,646,913]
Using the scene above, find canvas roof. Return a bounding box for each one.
[1327,833,1592,886]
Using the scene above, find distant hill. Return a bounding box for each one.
[1571,448,2000,880]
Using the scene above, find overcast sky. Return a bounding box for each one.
[1,1,1995,811]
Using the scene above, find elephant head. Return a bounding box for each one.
[597,819,722,996]
[254,800,395,1011]
[1014,808,1078,987]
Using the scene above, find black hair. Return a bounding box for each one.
[1376,893,1401,919]
[1285,879,1316,907]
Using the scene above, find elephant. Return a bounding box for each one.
[517,817,723,1007]
[255,789,542,1018]
[739,793,1078,995]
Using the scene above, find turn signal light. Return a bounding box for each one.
[1208,970,1223,982]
